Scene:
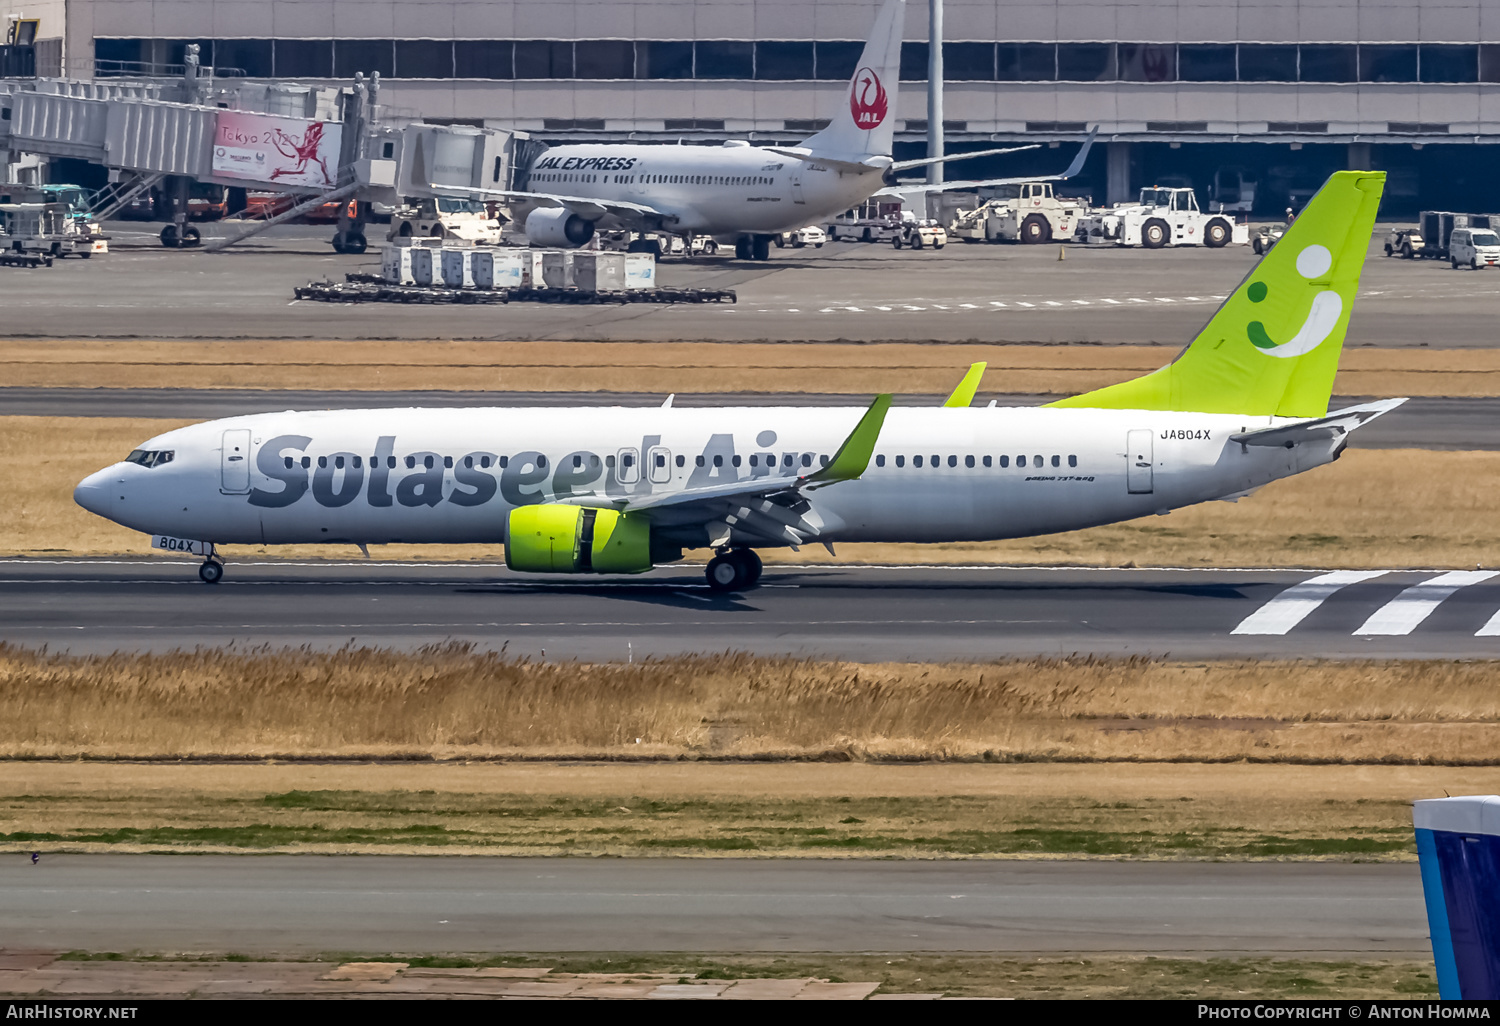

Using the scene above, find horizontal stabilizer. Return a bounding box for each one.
[1229,398,1407,448]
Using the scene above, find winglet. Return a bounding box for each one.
[943,363,987,408]
[806,394,892,485]
[1056,126,1098,182]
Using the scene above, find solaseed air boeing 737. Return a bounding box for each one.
[494,0,1094,259]
[76,170,1401,592]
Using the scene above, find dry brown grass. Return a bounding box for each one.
[5,645,1500,763]
[10,413,1499,567]
[1,339,1494,395]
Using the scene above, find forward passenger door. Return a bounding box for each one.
[221,429,251,494]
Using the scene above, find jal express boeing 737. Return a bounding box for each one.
[75,171,1402,591]
[497,0,1093,259]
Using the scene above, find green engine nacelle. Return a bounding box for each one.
[505,504,656,574]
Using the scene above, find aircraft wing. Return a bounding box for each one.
[554,395,892,545]
[761,147,889,175]
[437,186,672,227]
[888,145,1039,172]
[874,127,1097,196]
[1229,398,1408,448]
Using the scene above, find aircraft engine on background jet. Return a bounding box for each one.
[505,505,680,575]
[524,207,596,247]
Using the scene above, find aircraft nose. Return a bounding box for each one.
[73,468,115,519]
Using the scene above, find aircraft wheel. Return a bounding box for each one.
[160,224,179,247]
[706,553,745,592]
[198,560,224,585]
[735,237,751,260]
[752,235,771,260]
[738,548,763,587]
[344,232,367,254]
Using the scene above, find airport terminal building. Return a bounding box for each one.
[4,0,1499,212]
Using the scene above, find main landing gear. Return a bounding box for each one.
[198,544,224,584]
[705,547,763,593]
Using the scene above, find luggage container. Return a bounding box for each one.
[473,249,524,289]
[573,252,626,292]
[381,244,416,284]
[541,250,575,288]
[624,252,656,290]
[411,246,440,286]
[441,247,476,288]
[518,249,546,287]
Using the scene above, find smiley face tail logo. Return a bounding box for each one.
[850,67,888,130]
[1245,243,1344,359]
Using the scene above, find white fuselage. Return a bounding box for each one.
[516,143,884,235]
[76,405,1339,552]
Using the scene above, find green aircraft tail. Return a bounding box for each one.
[1048,170,1385,418]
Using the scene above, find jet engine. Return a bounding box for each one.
[506,504,679,574]
[524,207,596,247]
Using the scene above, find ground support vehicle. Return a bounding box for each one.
[1449,227,1500,269]
[891,220,947,250]
[1415,211,1500,260]
[1252,224,1285,255]
[0,201,104,258]
[948,182,1085,244]
[0,187,110,256]
[1076,187,1248,248]
[390,198,503,246]
[1384,228,1424,258]
[775,225,827,249]
[827,199,904,243]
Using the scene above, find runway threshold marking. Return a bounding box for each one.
[1354,570,1500,636]
[1230,570,1389,636]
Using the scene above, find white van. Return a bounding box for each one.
[1450,227,1500,270]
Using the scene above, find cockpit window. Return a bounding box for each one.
[125,449,174,467]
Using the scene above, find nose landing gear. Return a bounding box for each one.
[705,547,763,592]
[197,544,224,584]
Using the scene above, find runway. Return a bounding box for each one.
[3,388,1491,449]
[3,855,1427,955]
[6,560,1500,659]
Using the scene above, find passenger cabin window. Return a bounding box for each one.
[914,455,924,468]
[875,454,885,467]
[948,455,958,468]
[982,455,991,468]
[1069,455,1078,467]
[1000,455,1009,468]
[965,455,975,468]
[895,455,905,467]
[1017,456,1026,467]
[1052,455,1061,468]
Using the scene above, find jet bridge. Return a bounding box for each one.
[1,45,532,251]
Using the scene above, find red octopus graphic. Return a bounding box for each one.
[267,122,333,185]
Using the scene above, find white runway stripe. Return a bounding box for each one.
[1230,570,1388,635]
[1353,570,1500,636]
[1475,607,1500,636]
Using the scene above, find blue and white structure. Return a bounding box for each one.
[1414,795,1500,1000]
